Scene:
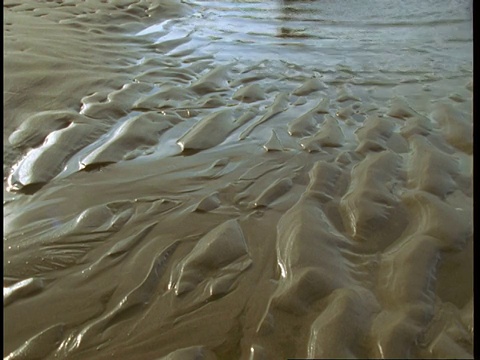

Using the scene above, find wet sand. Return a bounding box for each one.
[3,0,473,359]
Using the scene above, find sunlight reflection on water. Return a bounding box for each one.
[137,0,472,72]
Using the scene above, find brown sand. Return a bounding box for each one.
[4,0,473,359]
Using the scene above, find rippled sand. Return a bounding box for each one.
[4,0,473,359]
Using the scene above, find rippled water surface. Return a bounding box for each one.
[140,0,472,68]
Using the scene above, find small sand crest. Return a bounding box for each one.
[249,177,293,208]
[387,96,417,119]
[8,123,98,191]
[81,113,170,167]
[233,83,266,103]
[400,113,434,138]
[292,78,327,96]
[407,134,460,198]
[190,65,231,94]
[269,192,353,316]
[8,110,87,149]
[340,150,408,250]
[430,102,473,154]
[300,115,345,151]
[169,219,251,298]
[354,115,408,155]
[307,287,379,359]
[177,109,239,151]
[402,191,472,251]
[288,98,329,137]
[239,92,289,140]
[263,129,285,151]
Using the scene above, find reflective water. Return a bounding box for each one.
[140,0,472,71]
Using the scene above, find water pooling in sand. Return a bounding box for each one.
[4,0,473,359]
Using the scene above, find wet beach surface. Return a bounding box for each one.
[4,0,473,359]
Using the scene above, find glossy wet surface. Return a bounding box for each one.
[4,0,473,359]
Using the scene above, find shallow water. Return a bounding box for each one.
[4,0,473,359]
[143,0,472,69]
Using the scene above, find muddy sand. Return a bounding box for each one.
[3,0,473,359]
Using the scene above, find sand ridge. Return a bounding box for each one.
[3,0,473,359]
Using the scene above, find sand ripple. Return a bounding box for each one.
[4,0,473,359]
